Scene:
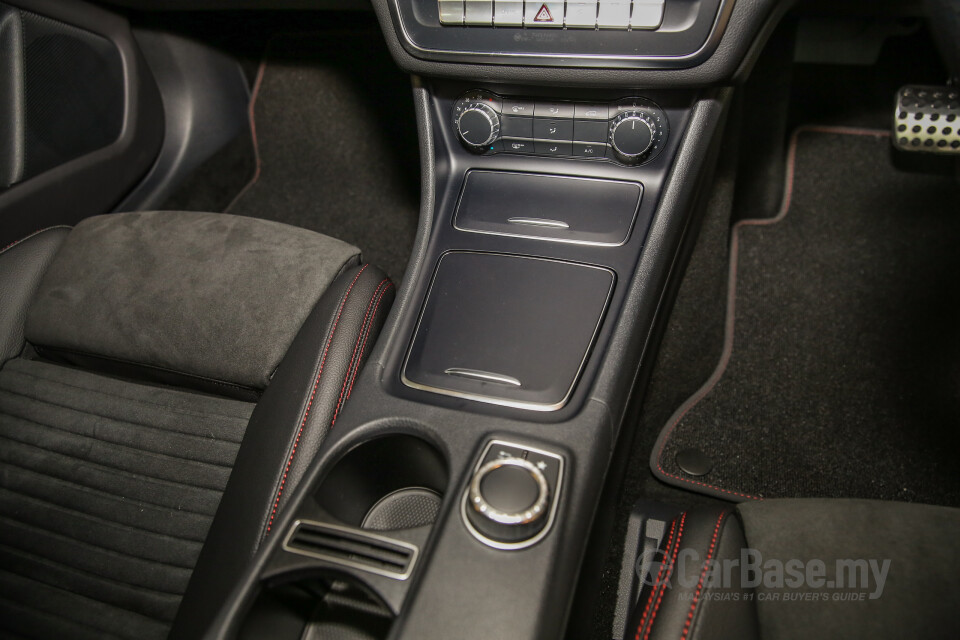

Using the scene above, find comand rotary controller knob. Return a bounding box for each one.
[465,456,550,544]
[609,110,657,164]
[456,102,501,151]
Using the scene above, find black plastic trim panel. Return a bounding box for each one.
[371,0,794,87]
[205,82,733,640]
[0,0,163,247]
[389,0,731,69]
[380,81,692,423]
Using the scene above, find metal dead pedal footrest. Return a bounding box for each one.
[893,85,960,154]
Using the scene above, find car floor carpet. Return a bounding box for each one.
[221,29,421,283]
[651,126,960,505]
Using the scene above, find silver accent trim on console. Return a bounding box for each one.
[506,217,570,229]
[468,457,549,524]
[445,367,523,386]
[461,440,565,551]
[281,520,420,580]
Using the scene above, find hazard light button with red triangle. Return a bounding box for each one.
[524,1,564,27]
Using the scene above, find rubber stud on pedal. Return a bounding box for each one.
[893,85,960,154]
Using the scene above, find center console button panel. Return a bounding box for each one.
[462,440,564,549]
[452,90,669,165]
[493,0,524,25]
[439,0,664,29]
[454,170,642,246]
[402,252,615,411]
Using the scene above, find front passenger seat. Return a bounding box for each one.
[627,499,960,639]
[0,211,395,639]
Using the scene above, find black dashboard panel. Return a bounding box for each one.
[372,0,793,87]
[389,0,732,68]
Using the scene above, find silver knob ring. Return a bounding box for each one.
[468,457,550,525]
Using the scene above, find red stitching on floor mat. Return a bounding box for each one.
[223,54,267,213]
[654,126,890,500]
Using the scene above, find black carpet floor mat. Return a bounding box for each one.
[223,30,421,283]
[651,126,960,505]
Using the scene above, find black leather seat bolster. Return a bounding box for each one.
[169,262,394,640]
[630,499,960,640]
[0,227,70,365]
[630,506,760,640]
[738,499,960,639]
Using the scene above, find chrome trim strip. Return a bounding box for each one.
[460,440,565,551]
[281,520,419,581]
[468,457,549,524]
[506,217,570,229]
[444,367,523,386]
[401,251,615,412]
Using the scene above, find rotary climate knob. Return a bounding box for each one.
[456,102,501,150]
[609,111,656,163]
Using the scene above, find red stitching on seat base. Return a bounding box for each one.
[264,264,368,534]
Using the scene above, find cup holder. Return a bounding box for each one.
[312,434,448,532]
[241,435,449,640]
[240,573,393,640]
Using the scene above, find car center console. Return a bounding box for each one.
[212,81,725,640]
[384,82,689,424]
[210,2,785,639]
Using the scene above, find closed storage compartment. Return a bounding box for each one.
[453,170,642,246]
[402,251,615,411]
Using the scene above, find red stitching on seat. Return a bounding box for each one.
[330,278,390,429]
[644,513,687,640]
[634,515,679,640]
[680,512,728,640]
[346,282,393,401]
[264,264,368,534]
[637,512,687,640]
[0,226,71,255]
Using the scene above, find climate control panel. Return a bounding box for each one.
[451,90,669,165]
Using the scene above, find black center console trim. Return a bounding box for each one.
[206,82,734,640]
[387,0,734,69]
[380,82,690,422]
[371,0,794,88]
[281,520,421,580]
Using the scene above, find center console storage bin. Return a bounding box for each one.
[402,251,615,411]
[454,170,643,246]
